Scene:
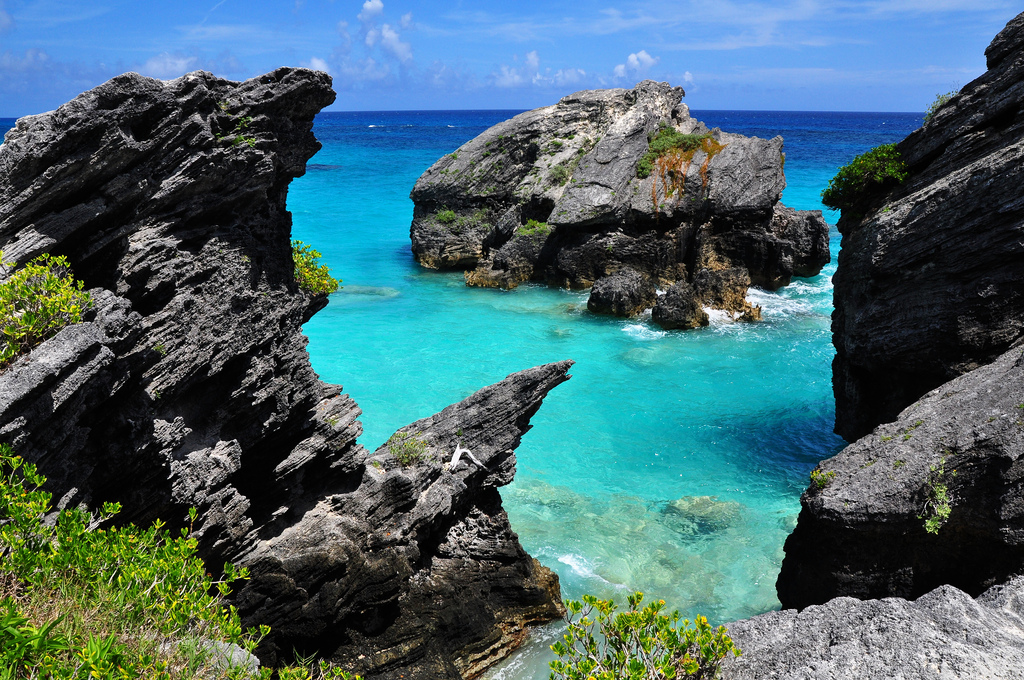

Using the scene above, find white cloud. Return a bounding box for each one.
[683,71,694,85]
[554,68,586,86]
[0,49,49,71]
[365,27,379,46]
[357,0,383,23]
[0,2,12,33]
[400,12,413,29]
[525,50,540,70]
[614,49,659,80]
[338,56,389,81]
[379,24,411,62]
[494,65,523,87]
[141,53,199,80]
[306,56,329,72]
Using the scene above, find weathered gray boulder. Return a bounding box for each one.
[586,268,656,317]
[832,10,1024,441]
[409,80,829,320]
[723,577,1024,680]
[0,69,570,679]
[776,344,1024,610]
[652,281,708,329]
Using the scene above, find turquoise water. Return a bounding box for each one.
[2,109,923,677]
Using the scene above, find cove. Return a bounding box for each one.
[289,109,922,677]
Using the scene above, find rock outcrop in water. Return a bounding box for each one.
[832,11,1024,441]
[0,68,570,679]
[776,344,1024,609]
[409,81,829,325]
[723,577,1024,680]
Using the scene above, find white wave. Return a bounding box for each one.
[746,287,818,319]
[622,323,666,340]
[704,307,738,326]
[557,553,612,584]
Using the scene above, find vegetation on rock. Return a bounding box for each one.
[0,445,360,679]
[820,143,907,212]
[292,240,340,296]
[549,592,739,680]
[924,89,960,124]
[0,253,92,371]
[386,432,429,467]
[637,125,712,180]
[516,219,552,239]
[919,455,956,535]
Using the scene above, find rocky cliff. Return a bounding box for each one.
[0,69,569,679]
[409,81,829,327]
[832,11,1024,441]
[724,577,1024,680]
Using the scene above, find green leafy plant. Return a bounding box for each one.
[0,252,92,371]
[821,143,908,212]
[386,432,428,467]
[919,455,957,534]
[924,89,959,124]
[0,444,362,679]
[810,468,836,490]
[516,219,552,239]
[549,164,571,186]
[637,125,712,179]
[292,240,340,296]
[549,592,739,680]
[436,209,458,224]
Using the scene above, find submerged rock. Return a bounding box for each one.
[832,10,1024,441]
[586,268,656,317]
[408,81,829,322]
[663,495,742,535]
[776,344,1024,610]
[0,69,570,679]
[723,577,1024,680]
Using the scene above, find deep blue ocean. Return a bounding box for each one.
[2,108,923,678]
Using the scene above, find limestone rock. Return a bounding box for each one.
[723,577,1024,680]
[776,345,1024,610]
[409,80,829,321]
[586,268,656,317]
[832,10,1024,440]
[652,282,709,330]
[693,268,762,322]
[0,69,571,679]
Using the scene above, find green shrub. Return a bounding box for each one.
[820,143,907,212]
[386,432,428,467]
[637,125,712,179]
[810,468,836,490]
[0,444,361,679]
[549,592,740,680]
[292,240,340,296]
[549,164,571,186]
[0,252,92,371]
[436,209,458,224]
[516,219,552,239]
[919,456,956,535]
[924,89,959,124]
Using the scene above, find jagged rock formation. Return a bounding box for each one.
[409,81,829,324]
[586,267,655,316]
[0,69,570,679]
[776,344,1024,609]
[723,577,1024,680]
[832,10,1024,441]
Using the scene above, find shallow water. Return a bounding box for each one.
[2,108,922,678]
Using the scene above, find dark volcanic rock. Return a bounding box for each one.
[832,10,1024,441]
[586,268,656,317]
[0,69,570,679]
[776,345,1024,610]
[652,281,708,330]
[723,577,1024,680]
[409,80,829,320]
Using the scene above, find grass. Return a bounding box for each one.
[636,125,712,179]
[436,209,457,224]
[924,89,959,124]
[386,432,429,467]
[515,219,552,239]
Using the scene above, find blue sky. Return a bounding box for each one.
[0,0,1018,116]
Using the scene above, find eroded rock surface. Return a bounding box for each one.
[586,268,655,317]
[0,69,570,679]
[832,10,1024,441]
[409,81,829,323]
[724,577,1024,680]
[776,345,1024,610]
